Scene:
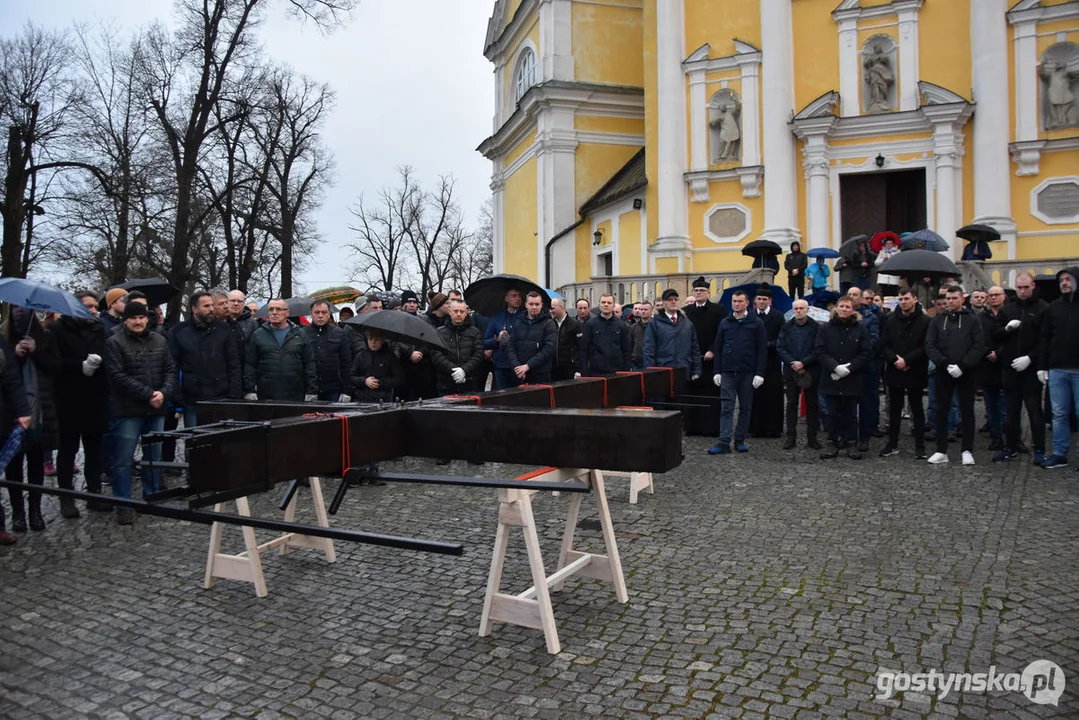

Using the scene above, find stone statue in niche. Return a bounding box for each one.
[862,37,896,113]
[1039,44,1079,130]
[708,90,741,163]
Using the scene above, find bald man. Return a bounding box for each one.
[776,299,822,449]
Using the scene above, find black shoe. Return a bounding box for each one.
[978,422,991,434]
[86,499,113,512]
[116,509,136,525]
[820,445,840,460]
[858,440,869,452]
[915,445,928,460]
[879,444,899,457]
[871,428,884,438]
[807,439,823,450]
[28,506,45,532]
[11,512,26,533]
[846,448,863,460]
[988,438,1004,451]
[59,497,80,519]
[782,437,796,450]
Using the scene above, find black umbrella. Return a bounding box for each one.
[464,274,548,317]
[254,296,337,319]
[956,224,1001,244]
[111,278,180,307]
[876,249,959,280]
[343,309,448,351]
[741,239,782,259]
[838,234,871,260]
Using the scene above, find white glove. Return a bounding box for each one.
[244,393,258,401]
[1010,355,1031,372]
[752,375,764,389]
[85,353,102,367]
[573,372,581,379]
[713,374,722,387]
[304,394,318,402]
[1005,319,1021,331]
[947,364,962,378]
[1037,370,1048,385]
[690,374,700,381]
[338,394,351,403]
[451,367,466,384]
[831,372,841,381]
[834,364,850,379]
[82,357,101,376]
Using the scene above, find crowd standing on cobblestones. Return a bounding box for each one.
[0,267,1077,542]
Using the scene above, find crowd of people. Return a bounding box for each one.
[0,266,1076,543]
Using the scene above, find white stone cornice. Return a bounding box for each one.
[830,110,931,139]
[919,81,970,106]
[793,91,841,120]
[1008,0,1079,25]
[485,0,539,62]
[833,0,924,23]
[791,115,838,140]
[682,43,762,74]
[682,166,764,201]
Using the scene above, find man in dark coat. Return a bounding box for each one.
[749,287,785,438]
[991,272,1047,463]
[243,298,317,402]
[482,288,525,389]
[431,299,485,394]
[878,287,931,459]
[630,301,653,370]
[227,289,257,355]
[776,299,821,450]
[816,297,873,459]
[645,289,702,379]
[977,286,1007,450]
[580,293,631,376]
[549,298,582,381]
[350,330,405,402]
[396,289,437,400]
[0,337,31,544]
[683,277,726,395]
[925,285,988,465]
[709,291,766,455]
[168,291,242,426]
[1038,266,1079,470]
[507,291,557,384]
[847,287,881,450]
[784,241,808,299]
[103,302,177,523]
[303,299,353,402]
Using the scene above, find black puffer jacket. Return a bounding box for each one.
[243,323,317,401]
[579,313,631,375]
[7,319,61,451]
[350,344,405,402]
[49,316,109,432]
[0,339,30,444]
[926,307,987,373]
[167,318,241,404]
[880,306,930,389]
[507,309,557,377]
[104,325,177,417]
[816,312,872,397]
[1039,266,1079,371]
[992,296,1047,368]
[431,316,484,392]
[303,322,353,397]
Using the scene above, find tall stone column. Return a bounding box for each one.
[653,0,691,256]
[792,117,836,251]
[924,104,973,249]
[759,0,801,247]
[970,0,1017,257]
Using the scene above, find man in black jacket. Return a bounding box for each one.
[776,300,821,450]
[1038,266,1079,470]
[579,293,630,376]
[749,288,785,437]
[992,273,1047,464]
[304,300,353,402]
[243,298,317,402]
[508,291,558,383]
[103,302,177,523]
[879,288,931,459]
[431,299,485,393]
[977,286,1007,450]
[168,291,242,427]
[925,286,987,465]
[549,298,582,381]
[684,277,726,395]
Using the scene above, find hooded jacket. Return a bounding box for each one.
[580,312,631,375]
[432,315,484,390]
[507,308,557,377]
[992,295,1047,370]
[1039,265,1079,371]
[926,306,987,373]
[880,305,930,389]
[643,311,702,376]
[712,312,767,376]
[104,324,177,417]
[168,316,242,404]
[816,312,872,397]
[784,245,808,276]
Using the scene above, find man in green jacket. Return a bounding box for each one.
[243,298,317,401]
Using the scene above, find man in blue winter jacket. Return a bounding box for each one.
[643,289,702,379]
[482,287,525,389]
[708,291,767,455]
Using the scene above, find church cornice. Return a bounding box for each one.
[484,0,539,61]
[833,0,924,23]
[682,41,762,74]
[1008,0,1079,25]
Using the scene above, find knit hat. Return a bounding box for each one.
[691,276,709,289]
[105,288,126,308]
[123,301,148,319]
[400,289,419,304]
[427,289,448,311]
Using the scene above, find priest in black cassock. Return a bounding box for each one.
[683,276,727,395]
[749,286,785,437]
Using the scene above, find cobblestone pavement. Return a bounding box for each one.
[1,410,1077,719]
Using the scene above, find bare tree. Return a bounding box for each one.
[400,172,468,301]
[446,197,494,291]
[346,167,419,292]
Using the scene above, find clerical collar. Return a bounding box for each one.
[696,303,706,308]
[758,307,770,315]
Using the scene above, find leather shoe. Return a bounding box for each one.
[0,529,15,545]
[846,448,863,460]
[807,439,823,450]
[60,497,80,519]
[11,513,26,533]
[782,437,796,450]
[820,445,839,460]
[857,440,869,452]
[117,509,136,525]
[86,499,113,512]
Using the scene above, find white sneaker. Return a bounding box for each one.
[962,451,975,466]
[928,452,949,464]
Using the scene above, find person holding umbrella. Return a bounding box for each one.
[784,241,808,299]
[349,329,405,403]
[806,255,832,291]
[482,287,525,390]
[0,338,31,545]
[874,235,902,297]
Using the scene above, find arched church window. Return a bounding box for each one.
[513,48,536,104]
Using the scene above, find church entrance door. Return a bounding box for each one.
[839,168,927,240]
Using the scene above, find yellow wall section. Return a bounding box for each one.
[575,116,645,134]
[1011,151,1079,233]
[575,225,592,283]
[572,2,644,87]
[655,257,679,274]
[574,143,641,208]
[684,0,761,58]
[503,132,536,169]
[619,210,643,275]
[792,0,841,112]
[919,0,971,97]
[502,156,538,278]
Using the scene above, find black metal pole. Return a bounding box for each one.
[0,480,463,556]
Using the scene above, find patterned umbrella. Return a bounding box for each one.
[901,229,950,252]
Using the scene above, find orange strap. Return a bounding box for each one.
[646,366,676,398]
[521,384,555,408]
[616,405,654,411]
[514,466,559,481]
[445,394,483,405]
[616,371,646,400]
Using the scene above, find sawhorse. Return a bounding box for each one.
[479,467,628,654]
[204,477,337,597]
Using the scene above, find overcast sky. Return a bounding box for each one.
[5,0,495,296]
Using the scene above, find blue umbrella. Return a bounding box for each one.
[542,288,565,301]
[0,425,25,475]
[0,278,95,319]
[806,247,840,259]
[805,289,840,310]
[718,283,793,315]
[901,229,949,252]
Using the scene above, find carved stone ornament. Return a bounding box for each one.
[1040,43,1079,130]
[862,35,897,114]
[708,89,742,163]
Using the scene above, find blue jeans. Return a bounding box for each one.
[982,386,1005,439]
[1048,369,1079,458]
[111,415,166,499]
[493,368,520,390]
[718,372,755,444]
[183,408,198,429]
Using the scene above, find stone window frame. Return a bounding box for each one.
[1030,176,1079,225]
[703,202,752,244]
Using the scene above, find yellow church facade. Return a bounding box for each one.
[478,0,1079,301]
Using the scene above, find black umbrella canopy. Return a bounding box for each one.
[254,296,337,319]
[741,239,783,258]
[343,309,448,351]
[876,249,959,279]
[956,223,1001,244]
[838,234,871,260]
[464,274,549,317]
[110,278,180,307]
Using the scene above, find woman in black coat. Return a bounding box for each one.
[815,297,872,459]
[785,241,809,299]
[0,336,31,544]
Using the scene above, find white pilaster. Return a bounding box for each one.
[654,0,691,251]
[688,67,708,181]
[971,0,1017,258]
[759,0,801,247]
[897,7,920,112]
[492,171,505,274]
[837,18,859,117]
[792,117,837,251]
[494,60,506,132]
[540,0,574,82]
[536,107,578,283]
[923,104,972,252]
[738,56,761,165]
[1012,19,1040,178]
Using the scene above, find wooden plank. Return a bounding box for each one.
[486,595,544,630]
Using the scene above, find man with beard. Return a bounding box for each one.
[683,276,726,395]
[167,291,242,428]
[748,287,784,438]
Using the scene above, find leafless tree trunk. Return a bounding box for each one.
[346,167,419,292]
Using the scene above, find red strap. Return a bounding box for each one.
[616,405,654,411]
[616,371,646,400]
[445,394,483,405]
[304,412,351,476]
[521,384,555,408]
[646,366,676,398]
[514,466,559,481]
